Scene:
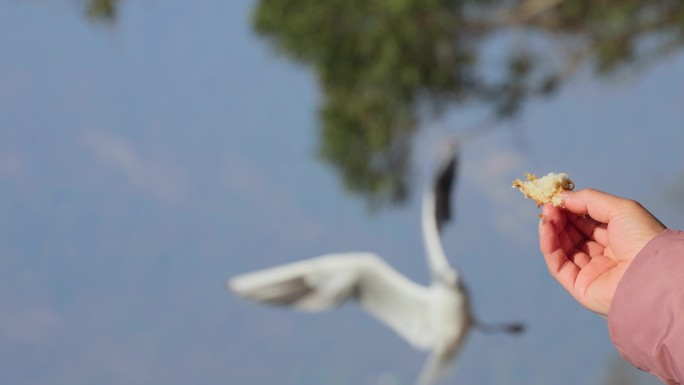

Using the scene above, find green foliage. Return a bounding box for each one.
[319,87,414,207]
[539,0,684,73]
[78,0,684,208]
[85,0,120,22]
[253,0,483,208]
[252,0,684,208]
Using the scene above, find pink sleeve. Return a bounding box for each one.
[608,229,684,385]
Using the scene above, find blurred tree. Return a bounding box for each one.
[84,0,120,23]
[252,0,684,208]
[78,0,684,208]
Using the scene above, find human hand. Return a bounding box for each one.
[538,189,666,316]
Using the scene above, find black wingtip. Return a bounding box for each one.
[233,276,316,306]
[474,321,526,335]
[434,146,459,232]
[506,323,526,334]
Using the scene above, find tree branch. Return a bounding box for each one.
[489,0,569,27]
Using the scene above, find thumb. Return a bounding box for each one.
[561,189,631,224]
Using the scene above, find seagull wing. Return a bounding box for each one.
[229,252,436,350]
[422,140,460,278]
[433,143,459,233]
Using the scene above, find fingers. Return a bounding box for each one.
[566,212,600,238]
[561,189,665,247]
[539,212,579,294]
[565,211,609,246]
[541,204,565,231]
[561,189,628,224]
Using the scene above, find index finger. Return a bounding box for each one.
[539,217,580,293]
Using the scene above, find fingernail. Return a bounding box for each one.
[559,191,573,207]
[561,191,574,199]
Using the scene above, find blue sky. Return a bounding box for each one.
[1,1,682,384]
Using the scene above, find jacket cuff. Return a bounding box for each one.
[608,229,684,384]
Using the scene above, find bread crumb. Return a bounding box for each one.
[512,172,574,207]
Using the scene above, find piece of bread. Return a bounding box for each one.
[512,172,574,207]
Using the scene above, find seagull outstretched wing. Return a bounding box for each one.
[229,252,436,350]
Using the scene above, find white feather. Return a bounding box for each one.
[229,138,520,384]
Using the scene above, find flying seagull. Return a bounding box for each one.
[228,138,524,385]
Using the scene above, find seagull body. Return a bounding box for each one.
[229,140,521,385]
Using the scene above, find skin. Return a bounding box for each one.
[538,189,666,316]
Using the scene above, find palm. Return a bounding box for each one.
[547,212,623,313]
[570,240,626,314]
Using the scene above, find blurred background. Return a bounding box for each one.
[1,1,683,384]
